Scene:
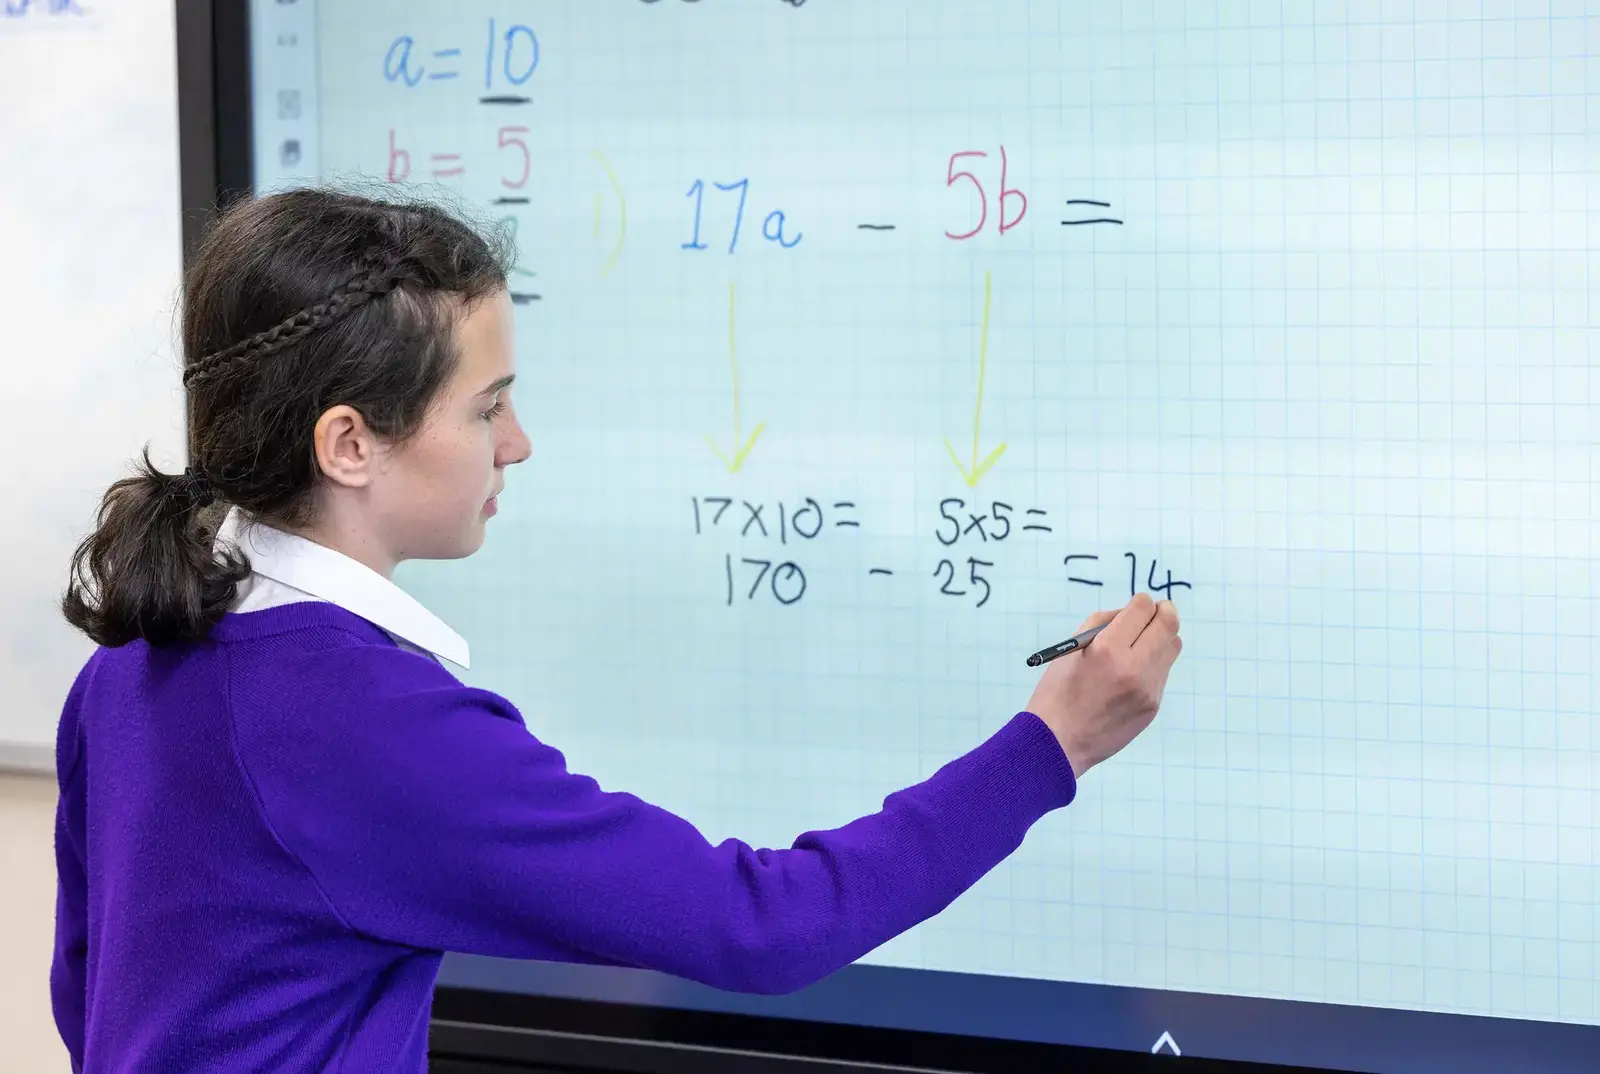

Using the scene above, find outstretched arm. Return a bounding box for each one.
[238,646,1077,994]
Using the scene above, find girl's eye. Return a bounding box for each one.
[481,397,508,420]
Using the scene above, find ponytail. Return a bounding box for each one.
[61,447,250,648]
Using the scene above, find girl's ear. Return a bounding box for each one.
[312,404,380,489]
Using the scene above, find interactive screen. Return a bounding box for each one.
[249,3,1600,1069]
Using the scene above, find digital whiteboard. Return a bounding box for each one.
[251,2,1596,1069]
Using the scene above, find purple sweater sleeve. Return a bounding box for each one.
[51,656,94,1074]
[233,644,1077,994]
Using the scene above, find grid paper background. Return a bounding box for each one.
[299,0,1598,1026]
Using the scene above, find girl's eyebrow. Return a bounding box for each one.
[477,374,515,397]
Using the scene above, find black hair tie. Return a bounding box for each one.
[173,466,216,510]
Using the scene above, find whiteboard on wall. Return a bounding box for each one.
[0,1,186,772]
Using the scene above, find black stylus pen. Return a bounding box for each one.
[1025,622,1109,666]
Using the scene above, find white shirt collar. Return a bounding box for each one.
[214,506,470,669]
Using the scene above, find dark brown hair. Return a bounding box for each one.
[62,187,512,648]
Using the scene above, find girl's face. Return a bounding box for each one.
[318,284,524,569]
[378,288,531,565]
[305,287,531,576]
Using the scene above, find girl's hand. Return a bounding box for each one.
[1026,594,1182,776]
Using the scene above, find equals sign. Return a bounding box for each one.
[429,153,464,178]
[429,48,462,80]
[1061,199,1123,226]
[509,272,539,304]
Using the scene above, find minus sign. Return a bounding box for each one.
[480,95,532,105]
[494,197,530,205]
[857,224,896,231]
[868,568,893,576]
[510,293,542,305]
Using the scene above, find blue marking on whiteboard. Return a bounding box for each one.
[485,18,539,88]
[384,36,423,86]
[714,179,750,253]
[426,47,461,79]
[502,24,539,85]
[763,210,802,248]
[4,0,87,15]
[484,18,496,88]
[682,178,797,254]
[682,180,708,250]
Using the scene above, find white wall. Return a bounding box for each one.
[2,4,181,1063]
[0,774,70,1073]
[0,0,184,768]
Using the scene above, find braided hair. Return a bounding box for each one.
[181,258,406,389]
[63,187,513,648]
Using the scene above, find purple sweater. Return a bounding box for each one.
[51,601,1077,1073]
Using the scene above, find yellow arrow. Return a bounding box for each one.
[707,281,765,473]
[592,150,626,279]
[945,270,1007,487]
